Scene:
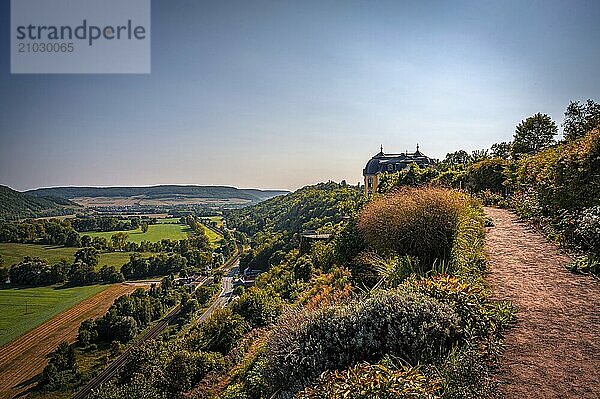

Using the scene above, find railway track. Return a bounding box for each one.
[72,241,241,399]
[71,304,182,399]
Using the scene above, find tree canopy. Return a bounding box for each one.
[511,113,557,158]
[563,99,600,141]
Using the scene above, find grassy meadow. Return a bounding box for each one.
[0,284,107,347]
[203,225,222,247]
[82,218,191,244]
[0,243,144,269]
[81,217,223,246]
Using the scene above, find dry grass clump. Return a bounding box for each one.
[358,187,477,270]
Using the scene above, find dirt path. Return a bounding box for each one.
[0,283,148,399]
[484,207,600,399]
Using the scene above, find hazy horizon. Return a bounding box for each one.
[2,0,599,191]
[10,182,293,193]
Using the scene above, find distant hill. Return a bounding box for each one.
[0,185,79,220]
[25,185,289,207]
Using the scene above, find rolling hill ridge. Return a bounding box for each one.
[25,185,289,207]
[0,185,79,220]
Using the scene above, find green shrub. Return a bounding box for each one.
[231,287,283,328]
[566,255,600,275]
[400,276,489,338]
[261,290,461,395]
[437,346,499,399]
[465,159,507,194]
[297,362,440,399]
[574,205,600,254]
[186,308,248,354]
[333,217,365,264]
[402,276,515,345]
[41,342,79,391]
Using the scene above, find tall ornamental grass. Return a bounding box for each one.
[358,187,483,275]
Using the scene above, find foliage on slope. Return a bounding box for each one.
[0,185,78,220]
[513,128,600,217]
[75,184,510,399]
[227,182,364,271]
[226,182,363,237]
[223,187,510,399]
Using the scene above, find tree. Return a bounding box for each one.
[563,99,600,141]
[111,316,138,342]
[179,295,200,322]
[195,285,216,306]
[9,258,65,286]
[188,308,248,354]
[511,113,557,158]
[111,232,129,251]
[110,340,122,357]
[74,247,99,268]
[0,266,8,284]
[444,150,472,165]
[65,230,81,247]
[68,262,98,286]
[140,221,149,233]
[98,265,125,283]
[41,341,78,390]
[470,149,489,163]
[490,142,511,159]
[80,235,92,247]
[78,319,97,346]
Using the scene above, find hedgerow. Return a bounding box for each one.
[514,128,600,216]
[512,128,600,271]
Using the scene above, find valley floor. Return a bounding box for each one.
[485,207,600,398]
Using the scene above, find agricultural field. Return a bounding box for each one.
[82,218,191,243]
[79,217,223,246]
[0,284,106,347]
[0,283,149,399]
[0,243,144,269]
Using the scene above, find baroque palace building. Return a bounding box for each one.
[363,145,435,194]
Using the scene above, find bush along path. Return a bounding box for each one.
[485,207,600,398]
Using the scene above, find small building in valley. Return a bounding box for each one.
[363,145,435,194]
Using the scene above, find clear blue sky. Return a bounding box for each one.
[1,0,599,191]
